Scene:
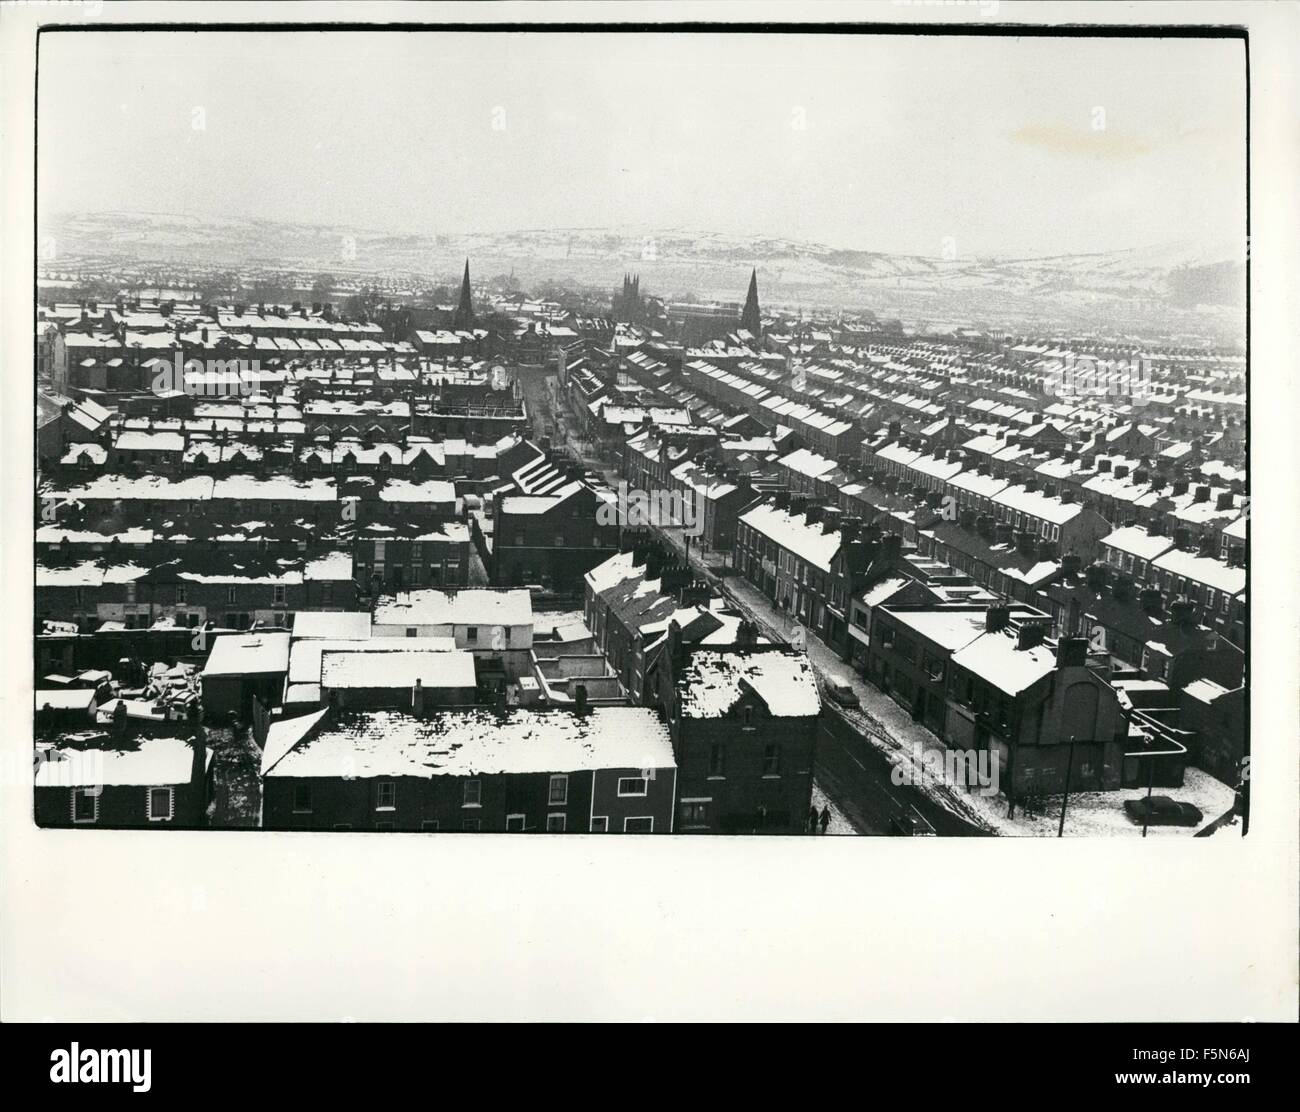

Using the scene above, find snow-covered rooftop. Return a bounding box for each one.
[888,608,991,652]
[372,588,533,629]
[320,649,476,691]
[1102,526,1177,561]
[291,611,372,641]
[288,637,458,685]
[739,502,841,573]
[678,650,822,718]
[950,631,1058,696]
[36,735,198,788]
[1151,548,1246,596]
[262,707,675,778]
[201,632,292,677]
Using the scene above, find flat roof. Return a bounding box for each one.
[372,588,533,629]
[291,611,372,641]
[320,649,476,690]
[201,632,292,677]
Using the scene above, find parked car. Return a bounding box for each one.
[1123,795,1203,827]
[889,812,936,836]
[825,682,860,708]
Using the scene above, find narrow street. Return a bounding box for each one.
[546,393,994,834]
[817,708,989,836]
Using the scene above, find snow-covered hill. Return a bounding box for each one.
[40,212,1245,338]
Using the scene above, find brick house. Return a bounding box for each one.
[35,732,211,828]
[492,481,620,592]
[664,640,822,834]
[261,705,677,833]
[944,618,1129,800]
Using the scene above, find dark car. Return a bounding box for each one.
[889,812,937,836]
[825,682,860,708]
[1124,795,1203,827]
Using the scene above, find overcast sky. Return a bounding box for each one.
[38,31,1246,258]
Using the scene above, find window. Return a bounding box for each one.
[742,705,755,728]
[624,817,654,833]
[554,533,565,547]
[590,816,608,833]
[376,781,396,811]
[421,820,439,832]
[462,817,481,832]
[333,823,352,831]
[548,774,568,806]
[463,779,482,807]
[273,584,286,606]
[617,776,648,797]
[466,626,478,644]
[763,744,782,776]
[292,783,312,813]
[546,813,567,833]
[227,586,237,604]
[71,787,98,824]
[405,627,417,638]
[506,813,526,832]
[708,744,726,777]
[682,802,708,826]
[375,821,394,831]
[176,585,187,605]
[147,786,174,822]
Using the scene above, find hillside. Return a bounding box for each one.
[39,212,1246,341]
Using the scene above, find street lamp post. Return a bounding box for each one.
[1057,736,1075,838]
[1142,735,1156,838]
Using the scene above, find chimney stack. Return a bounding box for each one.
[1016,622,1047,651]
[1169,598,1196,628]
[985,606,1010,634]
[1055,636,1088,668]
[411,677,426,717]
[573,683,589,717]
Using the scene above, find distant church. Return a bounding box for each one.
[612,273,647,325]
[740,268,762,340]
[453,259,475,330]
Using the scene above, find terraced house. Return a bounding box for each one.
[664,641,822,834]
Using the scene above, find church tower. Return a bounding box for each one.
[740,268,762,339]
[454,259,474,330]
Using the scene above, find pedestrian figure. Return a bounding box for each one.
[819,805,831,834]
[808,805,819,833]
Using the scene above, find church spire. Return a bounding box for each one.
[454,259,474,329]
[740,268,761,339]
